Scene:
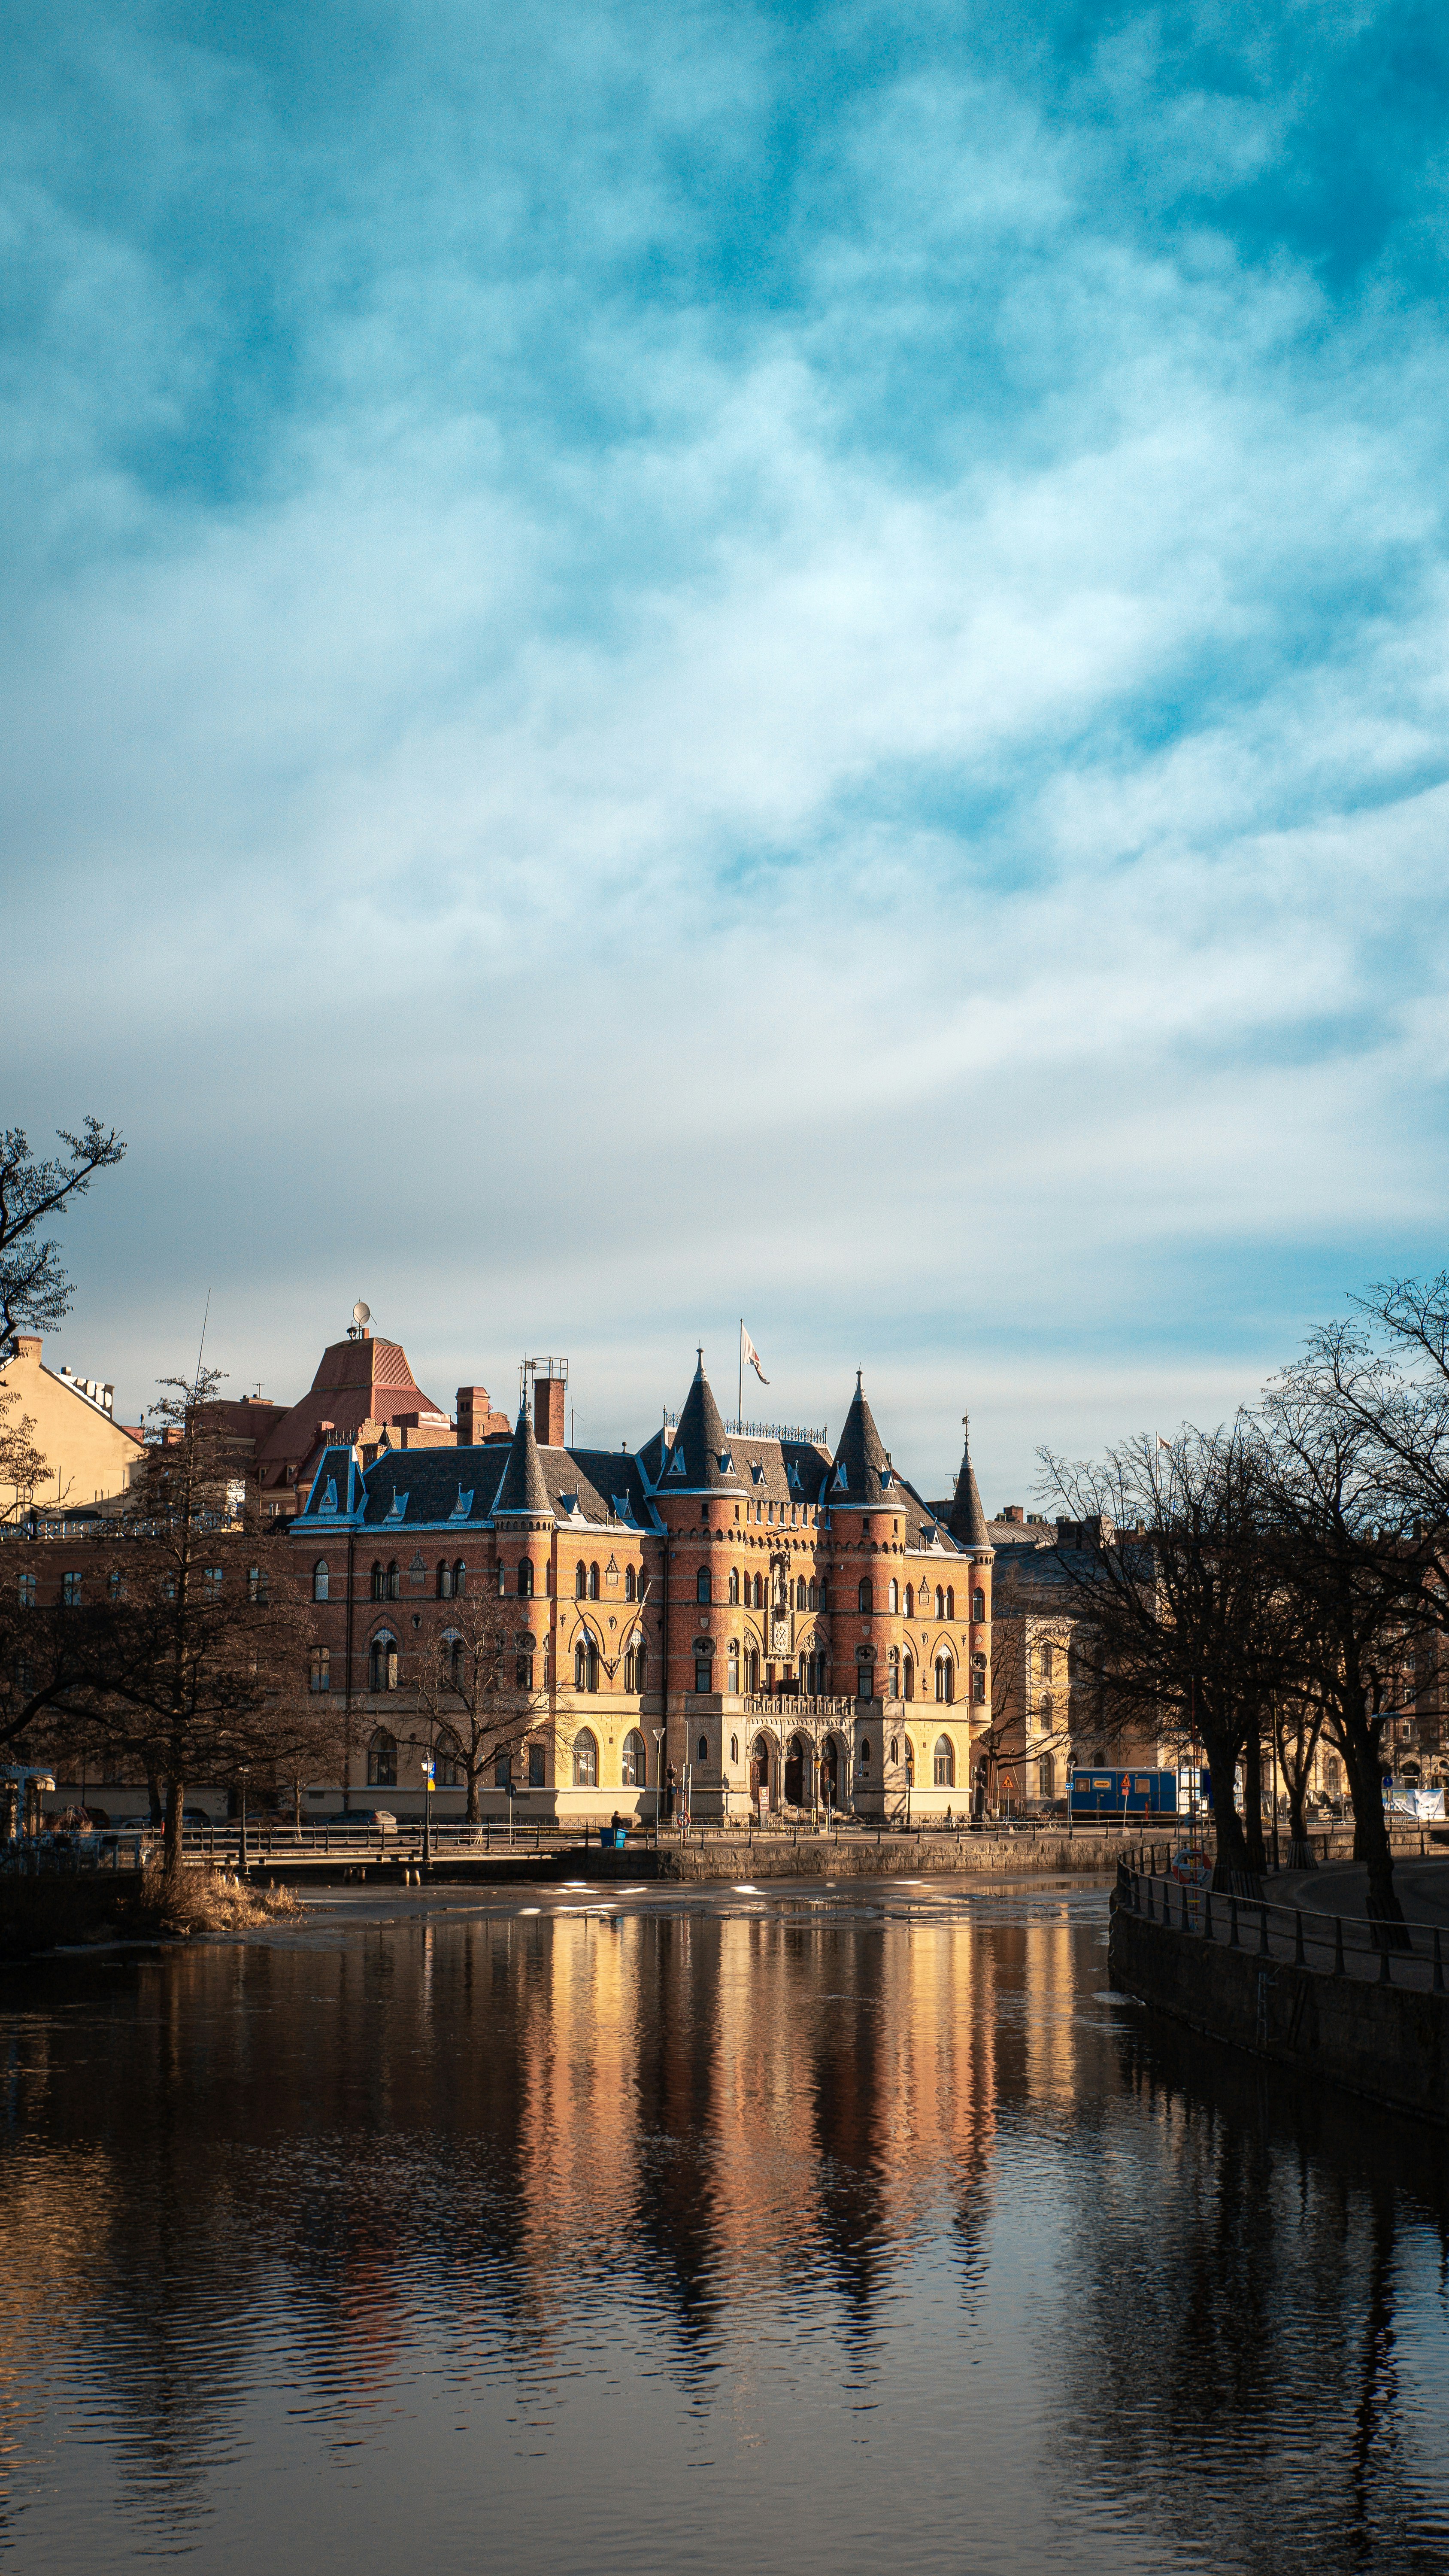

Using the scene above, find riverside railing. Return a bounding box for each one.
[1118,1854,1449,1994]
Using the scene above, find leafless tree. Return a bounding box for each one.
[412,1590,554,1822]
[0,1118,125,1357]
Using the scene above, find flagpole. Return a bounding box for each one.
[738,1319,743,1429]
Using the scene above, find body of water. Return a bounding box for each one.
[2,1876,1447,2574]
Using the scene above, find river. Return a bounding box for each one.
[2,1876,1447,2574]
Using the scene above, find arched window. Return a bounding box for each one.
[446,1635,464,1688]
[515,1633,535,1688]
[934,1653,954,1704]
[625,1564,637,1601]
[453,1560,467,1597]
[697,1734,709,1763]
[367,1728,397,1786]
[574,1631,598,1692]
[495,1563,506,1597]
[808,1579,818,1610]
[431,1733,463,1789]
[888,1579,899,1613]
[573,1728,598,1787]
[888,1646,900,1695]
[588,1562,600,1599]
[312,1559,330,1602]
[934,1734,955,1787]
[903,1651,915,1702]
[903,1583,914,1619]
[794,1576,805,1610]
[387,1560,400,1599]
[727,1638,740,1690]
[934,1585,945,1619]
[697,1567,712,1605]
[746,1645,760,1693]
[310,1647,330,1693]
[575,1563,587,1599]
[730,1733,739,1763]
[1040,1694,1054,1731]
[369,1633,399,1692]
[752,1572,764,1610]
[1038,1755,1056,1800]
[858,1577,873,1614]
[972,1652,987,1704]
[860,1738,872,1767]
[946,1586,955,1621]
[518,1560,534,1598]
[728,1567,740,1604]
[889,1737,899,1765]
[972,1587,985,1623]
[437,1560,453,1598]
[370,1561,385,1601]
[622,1728,646,1786]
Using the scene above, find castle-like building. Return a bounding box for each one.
[296,1345,993,1823]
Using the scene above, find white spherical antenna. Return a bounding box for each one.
[352,1300,371,1327]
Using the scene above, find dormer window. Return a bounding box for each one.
[718,1451,733,1475]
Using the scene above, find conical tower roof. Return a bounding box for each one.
[491,1398,552,1520]
[830,1370,891,1503]
[948,1413,991,1552]
[661,1355,744,1493]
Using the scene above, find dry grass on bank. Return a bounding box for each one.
[130,1862,302,1939]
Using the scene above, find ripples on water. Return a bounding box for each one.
[2,1880,1448,2576]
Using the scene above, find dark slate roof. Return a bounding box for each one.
[299,1445,368,1520]
[727,1435,832,1508]
[359,1445,501,1528]
[946,1419,991,1552]
[659,1361,746,1494]
[537,1445,658,1530]
[492,1402,553,1519]
[830,1373,890,1504]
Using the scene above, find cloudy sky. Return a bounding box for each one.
[6,0,1449,1503]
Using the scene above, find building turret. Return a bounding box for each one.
[659,1353,746,1498]
[491,1397,553,1525]
[947,1415,992,1557]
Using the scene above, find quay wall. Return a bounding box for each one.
[1109,1899,1449,2128]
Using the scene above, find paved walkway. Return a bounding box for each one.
[1131,1857,1449,1993]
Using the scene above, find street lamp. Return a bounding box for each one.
[419,1745,434,1874]
[652,1726,666,1843]
[236,1764,251,1879]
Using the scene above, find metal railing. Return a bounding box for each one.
[1119,1856,1449,1992]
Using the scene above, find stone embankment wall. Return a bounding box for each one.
[661,1832,1128,1883]
[1109,1899,1449,2127]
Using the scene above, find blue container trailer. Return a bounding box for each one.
[1070,1768,1178,1817]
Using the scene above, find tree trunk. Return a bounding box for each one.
[162,1774,185,1886]
[1206,1740,1252,1887]
[465,1764,480,1825]
[1285,1776,1314,1868]
[292,1775,302,1832]
[1345,1735,1407,1938]
[1242,1729,1268,1877]
[147,1769,164,1827]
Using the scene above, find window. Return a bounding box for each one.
[746,1646,760,1692]
[369,1633,398,1692]
[972,1653,986,1704]
[694,1657,712,1692]
[755,1572,766,1610]
[371,1561,385,1601]
[17,1573,35,1609]
[204,1564,224,1598]
[454,1560,466,1596]
[903,1653,915,1702]
[383,1559,398,1599]
[697,1734,709,1763]
[436,1561,452,1598]
[573,1728,598,1787]
[730,1733,739,1764]
[15,1650,33,1695]
[310,1647,331,1694]
[496,1563,506,1597]
[972,1587,985,1624]
[516,1642,534,1688]
[588,1562,600,1600]
[576,1563,587,1598]
[574,1631,598,1692]
[495,1751,512,1789]
[518,1560,534,1598]
[367,1728,397,1786]
[625,1636,646,1691]
[435,1736,464,1788]
[622,1729,646,1787]
[858,1577,873,1615]
[934,1586,945,1619]
[888,1579,899,1613]
[946,1586,955,1621]
[860,1738,872,1766]
[903,1583,913,1619]
[1039,1694,1054,1732]
[1039,1755,1056,1800]
[808,1579,818,1610]
[728,1639,740,1690]
[61,1570,82,1607]
[625,1565,637,1601]
[248,1564,267,1604]
[934,1734,955,1787]
[934,1654,954,1704]
[888,1646,900,1695]
[528,1742,546,1787]
[108,1569,124,1601]
[728,1567,740,1604]
[889,1737,899,1764]
[697,1567,712,1606]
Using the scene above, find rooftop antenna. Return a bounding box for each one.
[193,1290,211,1396]
[350,1300,371,1342]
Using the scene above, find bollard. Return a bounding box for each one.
[1229,1896,1239,1948]
[1258,1903,1270,1956]
[1294,1909,1305,1966]
[1334,1917,1344,1977]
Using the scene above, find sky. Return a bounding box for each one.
[5,0,1449,1506]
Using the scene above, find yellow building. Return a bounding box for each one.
[0,1334,145,1519]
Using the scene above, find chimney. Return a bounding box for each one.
[1000,1504,1025,1524]
[534,1374,567,1447]
[12,1336,41,1361]
[456,1386,491,1446]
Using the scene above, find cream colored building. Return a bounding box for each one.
[0,1334,145,1519]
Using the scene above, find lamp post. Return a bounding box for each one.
[652,1726,666,1844]
[420,1746,434,1874]
[236,1764,251,1880]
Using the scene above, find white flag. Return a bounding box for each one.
[741,1324,770,1385]
[1156,1434,1173,1451]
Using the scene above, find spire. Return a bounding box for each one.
[832,1373,890,1501]
[666,1356,744,1492]
[491,1397,552,1520]
[948,1412,991,1552]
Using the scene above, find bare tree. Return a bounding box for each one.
[412,1589,554,1822]
[1038,1422,1288,1886]
[0,1119,125,1357]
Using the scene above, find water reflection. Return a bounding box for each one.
[1,1890,1447,2574]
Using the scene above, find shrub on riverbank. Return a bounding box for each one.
[0,1864,299,1959]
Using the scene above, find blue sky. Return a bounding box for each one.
[6,0,1449,1502]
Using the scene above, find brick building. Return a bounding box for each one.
[293,1350,994,1824]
